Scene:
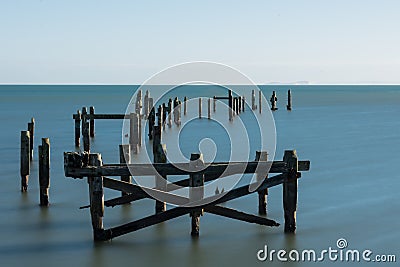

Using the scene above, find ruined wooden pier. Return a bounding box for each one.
[64,149,310,241]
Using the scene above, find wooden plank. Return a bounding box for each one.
[65,161,289,178]
[102,177,189,205]
[204,206,279,226]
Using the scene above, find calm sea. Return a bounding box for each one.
[0,85,399,267]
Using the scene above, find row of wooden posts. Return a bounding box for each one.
[20,118,51,206]
[73,89,293,155]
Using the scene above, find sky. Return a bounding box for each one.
[0,0,399,84]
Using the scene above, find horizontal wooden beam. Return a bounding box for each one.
[65,159,310,179]
[204,206,279,226]
[103,177,189,205]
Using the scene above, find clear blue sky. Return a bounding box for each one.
[1,0,399,84]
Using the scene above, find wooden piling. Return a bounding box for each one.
[184,96,187,116]
[287,89,292,111]
[167,98,172,128]
[213,97,216,113]
[242,96,245,112]
[162,103,167,130]
[259,90,262,114]
[135,89,142,115]
[198,98,202,119]
[20,131,30,192]
[154,144,167,213]
[82,107,90,152]
[252,90,256,110]
[74,110,81,147]
[27,118,35,161]
[238,97,242,113]
[39,138,50,206]
[256,151,268,215]
[144,90,150,118]
[228,90,233,121]
[283,150,298,233]
[173,97,181,126]
[83,121,90,153]
[208,98,211,119]
[129,113,139,154]
[270,91,278,111]
[119,144,131,197]
[89,106,95,137]
[189,153,205,236]
[148,107,155,140]
[153,125,162,154]
[88,154,105,241]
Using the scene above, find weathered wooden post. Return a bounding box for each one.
[208,98,211,119]
[287,89,292,111]
[20,131,30,192]
[242,96,245,112]
[129,113,139,154]
[119,144,131,197]
[173,97,181,126]
[283,150,298,233]
[270,91,278,111]
[162,103,167,130]
[189,153,205,236]
[256,151,268,215]
[144,90,150,118]
[157,105,164,127]
[38,138,50,206]
[198,98,202,119]
[167,98,172,128]
[89,106,95,138]
[252,90,257,110]
[228,90,233,121]
[135,89,142,115]
[88,154,105,241]
[148,107,155,140]
[153,125,162,154]
[27,118,35,161]
[259,90,262,114]
[82,107,90,153]
[74,110,81,147]
[148,97,154,117]
[184,96,187,116]
[213,97,216,113]
[238,96,242,114]
[154,144,167,213]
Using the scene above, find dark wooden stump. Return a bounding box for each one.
[259,90,262,114]
[270,91,278,111]
[89,106,95,137]
[119,144,131,197]
[20,131,30,192]
[39,138,50,206]
[207,98,211,119]
[27,118,35,161]
[283,150,298,233]
[129,113,139,154]
[74,110,81,147]
[154,144,167,213]
[198,98,202,119]
[184,96,187,116]
[88,154,105,241]
[256,151,268,215]
[287,89,292,111]
[189,153,205,236]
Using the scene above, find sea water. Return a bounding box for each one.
[0,85,399,267]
